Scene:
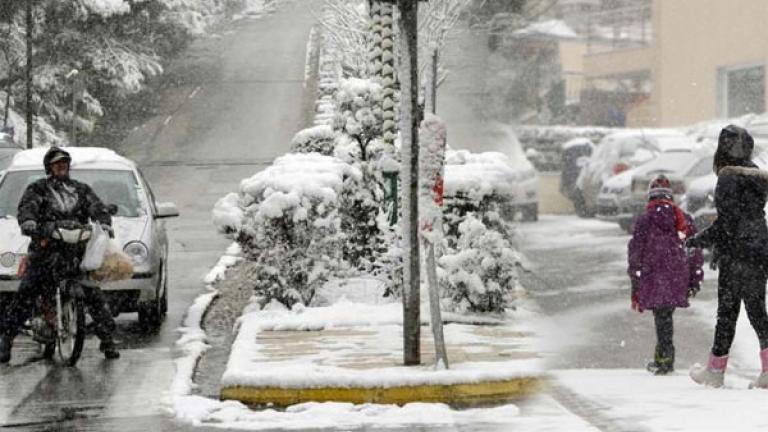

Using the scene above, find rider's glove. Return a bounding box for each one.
[101,223,114,239]
[19,220,37,236]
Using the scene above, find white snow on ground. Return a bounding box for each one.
[519,215,628,251]
[222,283,544,388]
[171,242,241,421]
[522,215,768,432]
[556,369,768,431]
[173,396,599,431]
[172,275,596,430]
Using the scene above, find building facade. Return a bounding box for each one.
[580,0,768,127]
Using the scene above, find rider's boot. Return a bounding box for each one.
[99,339,120,360]
[0,333,14,364]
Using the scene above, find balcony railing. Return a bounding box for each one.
[579,4,653,54]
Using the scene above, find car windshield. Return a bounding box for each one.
[637,151,697,174]
[0,169,144,218]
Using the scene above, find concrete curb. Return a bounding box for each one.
[221,376,545,406]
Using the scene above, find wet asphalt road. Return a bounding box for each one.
[0,1,317,430]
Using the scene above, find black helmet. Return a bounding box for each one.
[43,146,72,175]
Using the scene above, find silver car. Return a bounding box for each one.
[0,147,179,328]
[574,129,694,217]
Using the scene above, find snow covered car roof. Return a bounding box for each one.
[561,137,594,150]
[8,147,136,172]
[631,149,712,179]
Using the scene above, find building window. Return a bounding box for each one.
[718,65,765,118]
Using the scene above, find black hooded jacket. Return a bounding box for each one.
[17,149,111,260]
[690,162,768,262]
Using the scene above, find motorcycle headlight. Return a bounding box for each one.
[123,241,149,265]
[0,252,16,268]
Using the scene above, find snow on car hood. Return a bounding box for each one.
[0,216,149,256]
[0,217,30,254]
[602,167,638,191]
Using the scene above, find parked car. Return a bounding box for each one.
[620,149,713,231]
[0,129,22,171]
[595,165,639,230]
[681,173,717,231]
[681,149,768,232]
[573,129,695,217]
[445,128,540,222]
[0,147,179,328]
[560,137,594,209]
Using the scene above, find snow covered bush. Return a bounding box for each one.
[213,153,361,308]
[438,214,520,313]
[339,161,385,270]
[290,125,336,155]
[333,78,384,161]
[436,149,522,312]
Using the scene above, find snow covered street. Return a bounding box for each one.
[518,215,768,431]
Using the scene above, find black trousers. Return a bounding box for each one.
[712,258,768,357]
[653,307,675,366]
[0,263,116,342]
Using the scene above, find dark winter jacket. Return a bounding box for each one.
[628,202,703,310]
[17,176,112,261]
[687,162,768,266]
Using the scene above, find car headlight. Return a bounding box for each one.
[123,241,149,265]
[0,252,16,268]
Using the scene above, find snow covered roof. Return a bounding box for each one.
[9,147,136,171]
[514,20,578,39]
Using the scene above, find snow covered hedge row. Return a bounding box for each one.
[214,153,361,307]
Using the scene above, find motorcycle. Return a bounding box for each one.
[19,221,92,367]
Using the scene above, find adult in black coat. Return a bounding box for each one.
[687,125,768,388]
[0,147,120,363]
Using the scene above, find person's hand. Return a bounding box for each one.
[684,236,700,249]
[100,223,114,239]
[688,283,701,298]
[19,220,37,236]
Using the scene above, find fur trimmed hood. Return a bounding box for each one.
[718,165,768,182]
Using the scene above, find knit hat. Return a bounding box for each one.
[648,174,673,201]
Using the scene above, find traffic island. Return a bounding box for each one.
[219,281,546,407]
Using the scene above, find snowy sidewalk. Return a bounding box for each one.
[219,278,545,406]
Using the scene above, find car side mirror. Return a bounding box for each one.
[106,204,119,216]
[155,202,179,219]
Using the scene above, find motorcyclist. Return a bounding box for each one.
[0,147,119,363]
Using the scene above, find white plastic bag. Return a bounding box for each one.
[80,222,109,271]
[91,240,134,282]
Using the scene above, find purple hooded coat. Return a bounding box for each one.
[627,203,704,310]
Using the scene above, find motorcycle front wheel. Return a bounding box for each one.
[56,290,85,367]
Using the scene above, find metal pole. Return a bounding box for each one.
[398,0,420,366]
[71,84,76,146]
[25,0,32,149]
[431,48,438,114]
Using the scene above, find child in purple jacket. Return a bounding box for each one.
[628,175,704,375]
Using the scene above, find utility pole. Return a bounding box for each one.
[25,0,33,149]
[398,0,421,366]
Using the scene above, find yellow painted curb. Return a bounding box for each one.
[221,376,545,406]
